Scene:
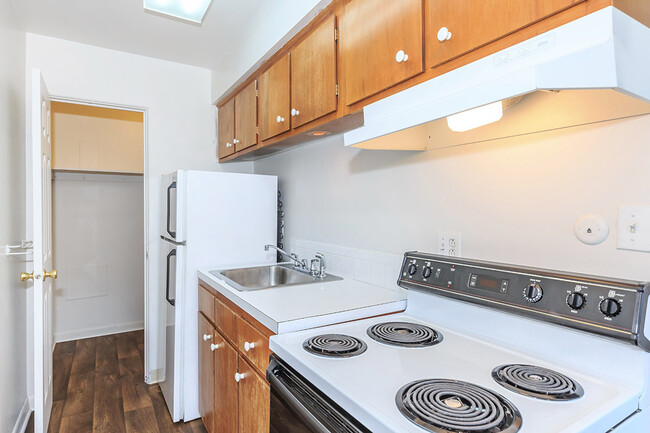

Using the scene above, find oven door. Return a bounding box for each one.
[267,355,371,433]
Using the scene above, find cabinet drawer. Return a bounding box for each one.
[237,318,271,375]
[215,297,238,344]
[198,285,215,324]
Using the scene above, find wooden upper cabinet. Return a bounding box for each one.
[291,15,338,128]
[217,98,235,159]
[259,54,291,141]
[198,314,215,433]
[238,359,270,433]
[234,80,258,152]
[427,0,586,67]
[341,0,424,106]
[214,332,238,433]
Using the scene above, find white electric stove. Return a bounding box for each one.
[268,252,650,433]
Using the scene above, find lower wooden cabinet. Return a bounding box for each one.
[237,356,270,433]
[214,332,239,433]
[199,314,216,432]
[198,283,273,433]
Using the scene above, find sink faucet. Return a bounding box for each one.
[310,252,327,279]
[264,245,308,271]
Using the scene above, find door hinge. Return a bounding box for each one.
[334,28,338,41]
[335,83,339,97]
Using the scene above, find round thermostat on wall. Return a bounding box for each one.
[574,214,609,245]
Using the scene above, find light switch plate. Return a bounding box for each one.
[617,206,650,252]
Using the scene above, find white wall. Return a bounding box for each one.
[26,33,253,380]
[255,116,650,282]
[0,0,29,431]
[52,173,144,342]
[211,0,330,102]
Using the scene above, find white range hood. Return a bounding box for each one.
[344,7,650,151]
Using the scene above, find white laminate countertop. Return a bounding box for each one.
[197,266,407,334]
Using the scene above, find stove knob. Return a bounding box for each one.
[566,292,586,310]
[522,283,543,303]
[422,266,432,278]
[408,264,418,276]
[599,298,621,317]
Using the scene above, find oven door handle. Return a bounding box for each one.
[268,372,331,433]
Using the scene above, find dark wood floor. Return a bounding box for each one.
[27,330,207,433]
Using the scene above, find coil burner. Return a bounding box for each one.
[492,364,584,401]
[302,334,367,358]
[396,379,522,433]
[367,322,443,348]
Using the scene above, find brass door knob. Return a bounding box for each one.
[20,272,34,282]
[43,269,58,280]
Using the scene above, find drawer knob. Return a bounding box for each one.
[395,50,409,63]
[244,341,256,352]
[291,108,300,117]
[203,334,212,341]
[235,372,245,382]
[210,343,219,351]
[276,115,285,123]
[437,27,452,42]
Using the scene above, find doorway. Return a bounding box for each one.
[49,101,147,344]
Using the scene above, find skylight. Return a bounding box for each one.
[143,0,213,24]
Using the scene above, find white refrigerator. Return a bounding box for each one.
[158,170,277,422]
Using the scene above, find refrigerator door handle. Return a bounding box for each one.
[166,181,177,239]
[166,249,176,306]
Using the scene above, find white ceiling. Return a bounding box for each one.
[11,0,265,70]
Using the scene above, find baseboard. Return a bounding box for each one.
[54,321,144,343]
[12,398,31,433]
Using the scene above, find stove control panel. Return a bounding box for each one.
[398,252,650,350]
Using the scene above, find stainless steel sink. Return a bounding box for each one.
[210,264,342,291]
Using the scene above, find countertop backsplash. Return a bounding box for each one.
[291,239,404,291]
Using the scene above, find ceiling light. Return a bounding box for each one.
[447,101,504,132]
[144,0,213,23]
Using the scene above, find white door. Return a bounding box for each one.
[30,68,55,433]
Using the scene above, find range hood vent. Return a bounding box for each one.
[344,7,650,151]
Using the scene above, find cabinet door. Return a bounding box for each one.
[217,98,235,158]
[258,54,291,141]
[214,334,238,433]
[341,0,424,106]
[291,15,338,128]
[238,359,270,433]
[198,314,215,433]
[234,81,258,152]
[427,0,585,67]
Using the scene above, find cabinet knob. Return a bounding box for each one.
[210,343,219,351]
[235,372,245,382]
[291,108,300,117]
[395,50,409,63]
[226,142,232,148]
[233,139,240,144]
[203,334,211,341]
[244,341,255,352]
[437,27,452,42]
[276,115,285,123]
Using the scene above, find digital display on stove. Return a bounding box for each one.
[468,273,509,294]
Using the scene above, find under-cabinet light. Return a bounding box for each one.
[307,130,331,137]
[143,0,213,24]
[447,101,504,132]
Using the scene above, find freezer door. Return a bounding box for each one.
[159,238,186,422]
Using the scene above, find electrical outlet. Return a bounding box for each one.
[437,232,462,256]
[617,206,650,252]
